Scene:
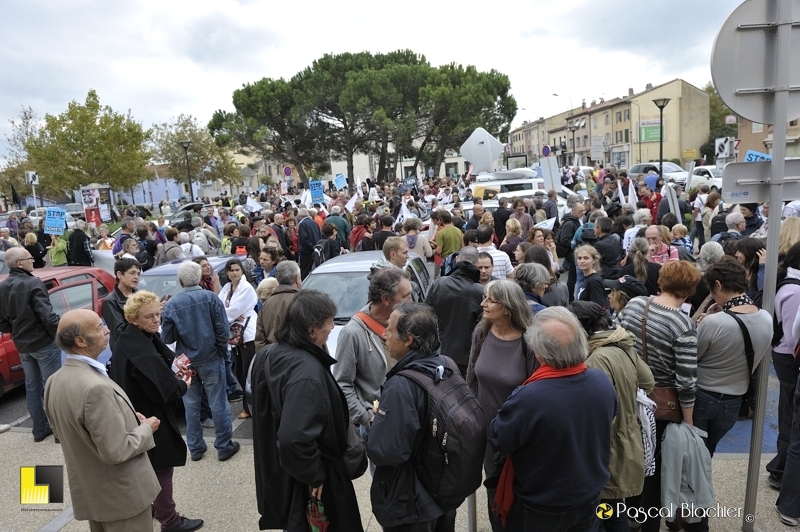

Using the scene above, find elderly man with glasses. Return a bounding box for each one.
[0,247,62,442]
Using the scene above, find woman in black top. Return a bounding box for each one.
[24,232,47,268]
[576,244,610,311]
[620,237,661,296]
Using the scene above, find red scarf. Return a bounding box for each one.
[492,362,588,527]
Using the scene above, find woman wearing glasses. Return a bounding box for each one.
[466,280,534,532]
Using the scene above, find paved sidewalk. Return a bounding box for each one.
[0,429,794,532]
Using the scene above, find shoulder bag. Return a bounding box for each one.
[642,297,683,423]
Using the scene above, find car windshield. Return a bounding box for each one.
[661,162,682,172]
[302,272,370,323]
[138,274,183,300]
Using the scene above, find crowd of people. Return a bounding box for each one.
[3,165,800,531]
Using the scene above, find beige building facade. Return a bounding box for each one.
[510,79,710,170]
[737,118,800,160]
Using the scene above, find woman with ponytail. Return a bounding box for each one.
[619,237,662,296]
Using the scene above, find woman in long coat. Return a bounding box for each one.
[252,290,363,532]
[110,290,202,532]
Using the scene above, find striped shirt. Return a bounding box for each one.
[617,296,697,408]
[476,245,514,279]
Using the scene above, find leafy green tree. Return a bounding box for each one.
[25,90,152,194]
[699,82,738,161]
[211,78,330,187]
[1,106,40,203]
[415,64,516,173]
[151,114,241,195]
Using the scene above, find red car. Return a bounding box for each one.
[0,267,115,397]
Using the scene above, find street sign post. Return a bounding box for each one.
[25,171,39,209]
[711,1,800,529]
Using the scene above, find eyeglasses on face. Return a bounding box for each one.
[482,295,500,305]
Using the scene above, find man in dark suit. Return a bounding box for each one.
[493,198,511,242]
[297,208,321,279]
[44,309,161,531]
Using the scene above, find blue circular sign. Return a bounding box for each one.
[542,145,551,157]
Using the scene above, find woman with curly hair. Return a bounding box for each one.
[575,245,609,310]
[499,218,524,265]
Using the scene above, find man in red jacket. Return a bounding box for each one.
[638,183,662,223]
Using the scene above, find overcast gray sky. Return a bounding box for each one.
[0,0,742,161]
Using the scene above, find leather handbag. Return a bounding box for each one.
[641,298,683,423]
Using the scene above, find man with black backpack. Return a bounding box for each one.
[711,212,746,247]
[367,303,486,532]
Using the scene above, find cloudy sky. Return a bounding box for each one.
[1,0,742,161]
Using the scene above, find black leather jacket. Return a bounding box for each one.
[0,268,59,352]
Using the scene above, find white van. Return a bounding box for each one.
[470,177,546,201]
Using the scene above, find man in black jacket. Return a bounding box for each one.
[68,220,94,266]
[493,199,511,243]
[367,303,457,532]
[557,203,585,301]
[101,258,140,350]
[593,217,621,280]
[425,246,484,377]
[0,247,62,442]
[544,190,561,231]
[465,204,484,232]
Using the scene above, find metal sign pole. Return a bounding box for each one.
[467,492,477,532]
[742,0,792,529]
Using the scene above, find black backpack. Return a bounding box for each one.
[578,226,597,246]
[716,231,742,247]
[399,356,487,511]
[312,238,332,269]
[710,206,732,237]
[134,240,154,271]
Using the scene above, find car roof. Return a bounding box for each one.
[309,251,424,275]
[0,266,107,283]
[141,254,243,275]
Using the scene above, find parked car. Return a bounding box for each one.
[301,251,431,358]
[138,254,246,300]
[0,266,115,397]
[689,166,723,192]
[627,162,689,186]
[245,251,431,412]
[64,203,86,220]
[167,204,218,227]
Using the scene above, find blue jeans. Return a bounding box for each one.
[182,356,235,458]
[692,389,742,457]
[575,268,585,300]
[506,495,600,532]
[768,351,799,479]
[20,343,62,439]
[777,372,800,518]
[224,348,238,395]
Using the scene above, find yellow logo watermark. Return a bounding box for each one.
[596,503,614,519]
[20,466,63,504]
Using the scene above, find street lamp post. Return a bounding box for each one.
[567,122,578,166]
[652,98,670,177]
[178,140,193,201]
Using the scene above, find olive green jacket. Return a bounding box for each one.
[586,327,655,499]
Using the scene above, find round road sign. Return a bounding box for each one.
[542,145,551,157]
[283,166,292,177]
[710,0,800,124]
